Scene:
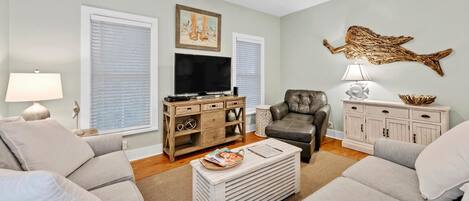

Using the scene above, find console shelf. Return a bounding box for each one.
[163,96,246,161]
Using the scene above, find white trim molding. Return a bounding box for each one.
[232,32,265,114]
[80,6,159,136]
[125,143,163,161]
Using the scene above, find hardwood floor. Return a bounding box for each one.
[131,133,367,181]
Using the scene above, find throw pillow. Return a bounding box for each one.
[0,169,101,201]
[0,116,25,170]
[0,119,95,176]
[415,120,469,200]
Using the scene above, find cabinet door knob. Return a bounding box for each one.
[351,106,357,110]
[382,110,390,114]
[360,124,364,132]
[383,128,386,137]
[413,133,417,143]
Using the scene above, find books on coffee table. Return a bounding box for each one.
[248,144,283,158]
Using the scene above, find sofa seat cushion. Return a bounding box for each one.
[343,156,423,201]
[0,119,95,176]
[265,113,315,143]
[91,181,143,201]
[0,169,101,201]
[304,177,398,201]
[68,151,134,190]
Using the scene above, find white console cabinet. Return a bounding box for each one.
[342,99,450,154]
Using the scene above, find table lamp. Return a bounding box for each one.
[342,64,371,100]
[5,71,63,121]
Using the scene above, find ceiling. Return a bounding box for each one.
[224,0,330,17]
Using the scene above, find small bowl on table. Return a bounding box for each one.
[398,94,436,106]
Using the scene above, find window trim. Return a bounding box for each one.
[80,6,158,136]
[232,33,265,115]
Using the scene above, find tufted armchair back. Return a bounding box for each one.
[284,90,328,115]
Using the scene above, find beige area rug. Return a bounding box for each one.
[137,151,357,201]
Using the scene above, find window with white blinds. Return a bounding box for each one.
[233,33,265,113]
[81,6,158,135]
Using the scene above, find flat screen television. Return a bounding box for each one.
[175,53,231,95]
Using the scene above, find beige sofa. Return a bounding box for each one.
[0,118,143,201]
[306,120,469,201]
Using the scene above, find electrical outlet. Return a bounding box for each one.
[328,121,334,129]
[122,140,128,150]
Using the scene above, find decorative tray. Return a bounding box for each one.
[200,149,244,171]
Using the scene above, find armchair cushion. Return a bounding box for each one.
[0,169,101,201]
[84,135,123,157]
[265,113,315,143]
[284,90,327,115]
[374,138,425,169]
[415,120,469,201]
[0,119,94,176]
[67,151,134,191]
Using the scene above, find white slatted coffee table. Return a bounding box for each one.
[190,138,301,201]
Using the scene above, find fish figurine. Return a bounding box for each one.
[323,26,453,76]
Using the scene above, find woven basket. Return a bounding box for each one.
[398,94,436,106]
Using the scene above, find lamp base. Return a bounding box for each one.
[346,82,370,100]
[21,102,50,121]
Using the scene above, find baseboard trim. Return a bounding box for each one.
[125,143,163,161]
[326,129,345,140]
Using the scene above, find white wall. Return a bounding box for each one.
[280,0,469,131]
[5,0,281,150]
[0,0,8,117]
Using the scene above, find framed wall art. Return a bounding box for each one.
[176,4,221,52]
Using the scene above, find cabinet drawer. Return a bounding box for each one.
[226,100,244,109]
[365,105,409,119]
[201,111,225,130]
[202,128,225,146]
[412,109,441,123]
[176,105,200,115]
[202,102,224,111]
[344,103,364,113]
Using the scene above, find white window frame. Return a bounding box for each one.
[80,6,158,136]
[232,33,265,115]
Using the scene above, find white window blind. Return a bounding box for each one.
[233,34,264,112]
[81,6,158,135]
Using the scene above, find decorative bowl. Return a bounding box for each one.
[398,94,436,106]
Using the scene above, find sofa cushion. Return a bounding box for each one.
[68,151,134,190]
[303,177,398,201]
[343,156,423,201]
[285,90,327,114]
[91,181,143,201]
[0,119,95,176]
[460,183,469,201]
[265,113,315,143]
[415,120,469,201]
[0,116,24,171]
[0,169,101,201]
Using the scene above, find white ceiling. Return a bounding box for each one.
[224,0,330,17]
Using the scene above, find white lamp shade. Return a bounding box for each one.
[342,64,371,81]
[5,73,63,102]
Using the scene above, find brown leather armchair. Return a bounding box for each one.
[265,90,330,163]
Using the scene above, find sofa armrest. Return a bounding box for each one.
[313,104,331,145]
[83,135,123,156]
[374,139,425,169]
[270,102,289,121]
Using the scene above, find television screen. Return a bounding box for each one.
[175,53,231,95]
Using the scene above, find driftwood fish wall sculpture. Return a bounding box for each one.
[323,26,453,76]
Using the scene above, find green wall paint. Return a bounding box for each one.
[280,0,468,131]
[5,0,281,149]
